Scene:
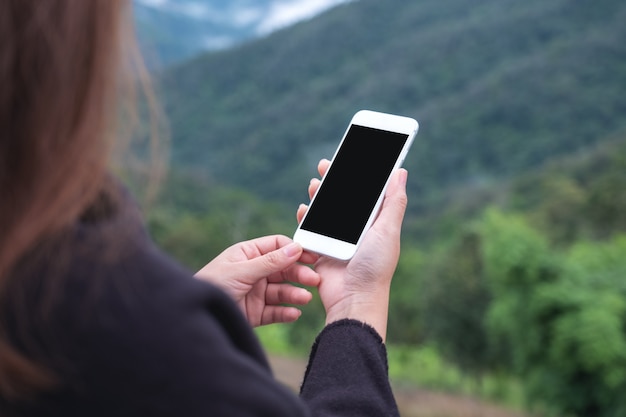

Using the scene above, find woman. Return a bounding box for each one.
[0,1,408,416]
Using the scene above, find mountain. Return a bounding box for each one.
[133,0,351,67]
[158,0,626,224]
[144,4,626,413]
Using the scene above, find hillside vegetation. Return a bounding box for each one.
[146,0,626,415]
[160,0,626,214]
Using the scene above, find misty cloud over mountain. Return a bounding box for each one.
[134,0,352,66]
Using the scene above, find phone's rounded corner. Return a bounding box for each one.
[353,109,372,118]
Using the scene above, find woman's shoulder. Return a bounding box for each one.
[6,189,308,416]
[44,192,264,363]
[8,187,259,360]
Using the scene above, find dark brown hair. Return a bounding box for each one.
[0,0,132,400]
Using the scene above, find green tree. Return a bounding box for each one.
[482,210,626,416]
[387,247,426,345]
[419,231,494,374]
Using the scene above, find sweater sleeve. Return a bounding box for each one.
[74,262,313,417]
[300,320,400,417]
[4,188,397,417]
[6,241,313,417]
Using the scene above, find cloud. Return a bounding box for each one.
[135,0,212,20]
[135,0,168,9]
[232,6,265,28]
[135,0,169,8]
[135,0,356,51]
[256,0,352,34]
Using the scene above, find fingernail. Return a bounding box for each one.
[283,242,301,257]
[299,289,313,302]
[398,169,408,186]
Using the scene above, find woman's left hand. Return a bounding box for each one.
[195,235,321,327]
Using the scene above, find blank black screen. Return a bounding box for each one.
[301,124,408,244]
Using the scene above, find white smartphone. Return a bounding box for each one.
[294,110,419,260]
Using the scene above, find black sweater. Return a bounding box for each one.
[2,191,399,417]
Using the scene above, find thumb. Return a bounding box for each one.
[244,242,303,278]
[376,169,408,234]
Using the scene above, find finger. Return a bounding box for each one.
[298,250,320,265]
[265,284,313,306]
[296,159,329,223]
[242,235,294,257]
[270,263,321,287]
[240,241,304,279]
[373,169,408,237]
[260,306,302,326]
[318,158,330,177]
[296,203,308,223]
[308,178,321,200]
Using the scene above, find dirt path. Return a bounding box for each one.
[269,356,528,417]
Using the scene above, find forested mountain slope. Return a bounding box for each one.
[160,0,626,219]
[151,3,626,414]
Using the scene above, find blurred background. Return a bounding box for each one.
[132,0,626,416]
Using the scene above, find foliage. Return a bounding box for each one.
[387,344,525,408]
[418,232,494,373]
[159,0,626,224]
[143,126,626,417]
[482,212,626,416]
[147,172,295,270]
[389,344,469,392]
[254,324,295,357]
[137,1,626,414]
[285,292,325,353]
[506,137,626,244]
[413,205,626,416]
[386,247,427,345]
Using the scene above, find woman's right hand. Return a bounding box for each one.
[297,159,408,342]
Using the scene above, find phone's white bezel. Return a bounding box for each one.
[294,110,419,260]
